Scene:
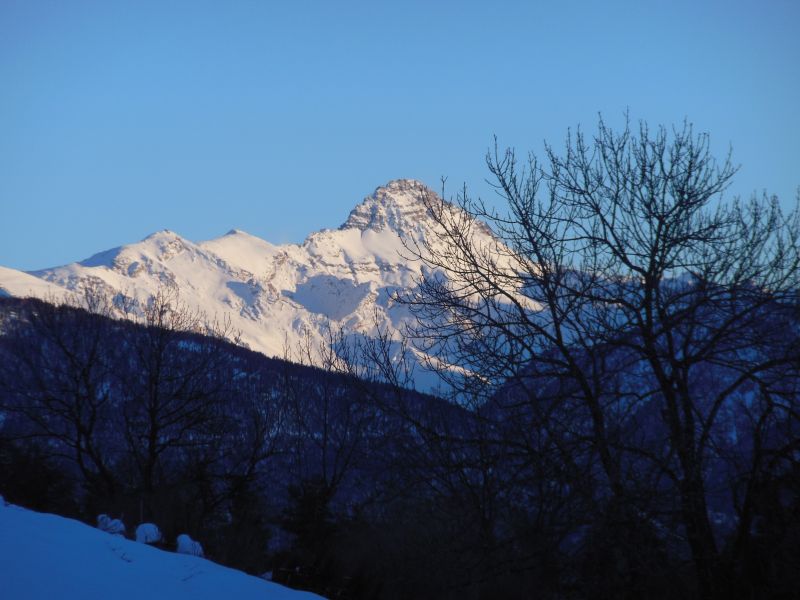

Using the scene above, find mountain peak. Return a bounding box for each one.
[340,179,439,233]
[137,229,189,248]
[225,228,253,237]
[144,229,180,239]
[378,178,431,193]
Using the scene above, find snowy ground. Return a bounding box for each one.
[0,499,322,599]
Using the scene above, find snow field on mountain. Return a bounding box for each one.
[0,179,523,389]
[0,266,66,299]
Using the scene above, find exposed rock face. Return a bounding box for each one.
[341,179,437,233]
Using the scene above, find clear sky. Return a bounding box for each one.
[1,0,798,270]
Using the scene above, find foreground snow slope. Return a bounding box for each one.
[0,501,322,600]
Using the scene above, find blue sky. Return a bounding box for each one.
[1,0,798,270]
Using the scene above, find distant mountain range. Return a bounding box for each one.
[0,179,500,391]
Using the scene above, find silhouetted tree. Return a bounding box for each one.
[399,116,800,597]
[117,284,240,518]
[0,288,123,500]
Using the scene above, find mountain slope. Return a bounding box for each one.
[0,180,502,389]
[0,265,66,298]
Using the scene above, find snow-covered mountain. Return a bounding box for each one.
[0,179,500,389]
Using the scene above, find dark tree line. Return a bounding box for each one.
[0,291,486,598]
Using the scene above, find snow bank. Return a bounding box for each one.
[0,502,322,599]
[97,514,125,536]
[136,522,162,544]
[176,533,204,557]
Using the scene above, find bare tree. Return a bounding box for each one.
[118,284,240,510]
[0,286,123,498]
[398,117,800,597]
[280,324,380,503]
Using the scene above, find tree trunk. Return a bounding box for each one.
[680,474,719,599]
